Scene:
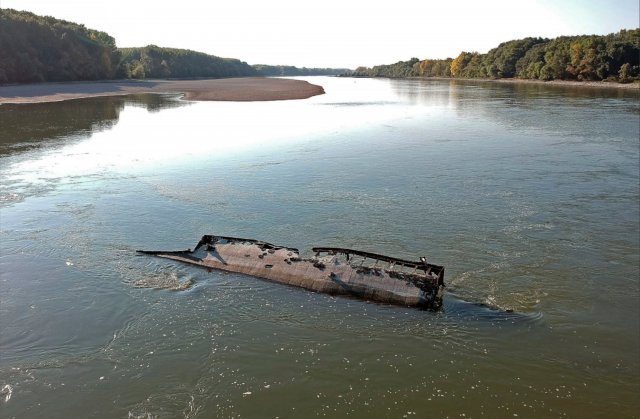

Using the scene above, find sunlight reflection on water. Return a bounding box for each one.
[6,79,451,183]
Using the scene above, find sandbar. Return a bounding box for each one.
[0,77,325,104]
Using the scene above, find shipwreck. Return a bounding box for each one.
[137,235,445,309]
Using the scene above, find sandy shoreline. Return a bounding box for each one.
[0,77,325,104]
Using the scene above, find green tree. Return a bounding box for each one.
[130,63,145,79]
[483,38,547,78]
[515,43,548,79]
[618,63,632,82]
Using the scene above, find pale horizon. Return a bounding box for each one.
[2,0,639,69]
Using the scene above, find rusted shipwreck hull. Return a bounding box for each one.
[137,235,445,308]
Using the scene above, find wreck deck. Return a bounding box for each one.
[138,235,445,308]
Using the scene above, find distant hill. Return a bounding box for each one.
[0,9,349,84]
[351,29,640,83]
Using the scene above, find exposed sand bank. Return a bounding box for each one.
[0,77,325,104]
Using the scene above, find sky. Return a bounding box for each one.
[2,0,639,69]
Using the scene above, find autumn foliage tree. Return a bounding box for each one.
[450,52,477,77]
[352,29,639,83]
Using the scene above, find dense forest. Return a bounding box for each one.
[0,8,121,83]
[0,9,345,84]
[118,48,348,79]
[352,29,640,83]
[119,46,256,79]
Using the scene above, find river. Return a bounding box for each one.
[1,77,638,417]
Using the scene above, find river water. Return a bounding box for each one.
[0,77,638,417]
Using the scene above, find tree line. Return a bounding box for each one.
[351,29,640,83]
[118,49,349,79]
[252,64,347,77]
[119,45,255,79]
[0,9,346,84]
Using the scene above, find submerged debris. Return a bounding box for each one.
[137,235,445,309]
[1,384,13,403]
[132,269,194,291]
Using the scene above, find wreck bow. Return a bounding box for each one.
[137,235,445,309]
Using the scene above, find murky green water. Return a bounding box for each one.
[1,77,638,418]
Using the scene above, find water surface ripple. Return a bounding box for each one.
[0,79,638,417]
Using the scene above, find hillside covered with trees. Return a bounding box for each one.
[0,9,346,84]
[352,29,640,83]
[0,8,121,83]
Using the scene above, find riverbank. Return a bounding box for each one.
[406,76,640,90]
[0,77,325,104]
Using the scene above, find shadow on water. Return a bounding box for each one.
[441,293,544,326]
[0,94,187,156]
